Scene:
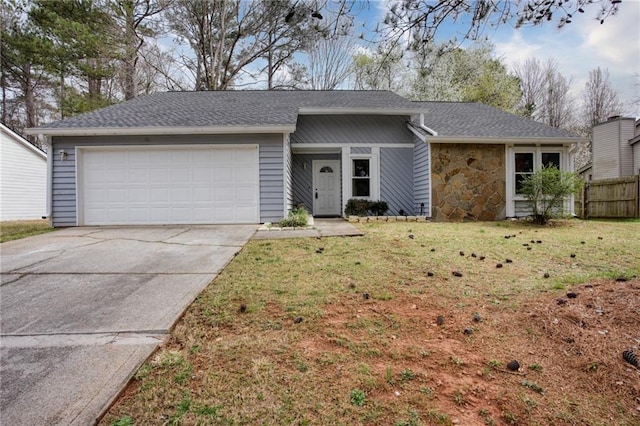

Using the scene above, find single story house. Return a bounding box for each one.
[0,123,47,221]
[26,91,582,226]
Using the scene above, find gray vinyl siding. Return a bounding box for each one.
[514,200,568,218]
[413,138,430,216]
[260,142,285,223]
[51,140,78,226]
[351,147,371,154]
[633,142,640,174]
[292,153,341,213]
[619,121,635,177]
[50,134,284,226]
[292,115,413,145]
[283,135,293,213]
[592,118,635,179]
[514,200,533,217]
[380,148,414,216]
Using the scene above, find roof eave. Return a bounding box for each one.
[298,107,423,115]
[427,136,585,145]
[25,125,296,137]
[1,124,47,159]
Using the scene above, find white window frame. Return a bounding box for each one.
[341,148,380,212]
[351,157,373,198]
[506,145,570,217]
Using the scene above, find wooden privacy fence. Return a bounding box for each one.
[577,176,640,219]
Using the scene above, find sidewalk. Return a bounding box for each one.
[252,218,364,240]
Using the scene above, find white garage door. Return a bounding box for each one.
[80,146,259,225]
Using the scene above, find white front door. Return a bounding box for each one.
[312,160,341,216]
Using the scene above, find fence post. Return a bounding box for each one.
[582,183,587,219]
[636,175,640,218]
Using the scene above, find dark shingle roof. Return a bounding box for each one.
[34,91,419,130]
[30,90,580,140]
[415,101,579,139]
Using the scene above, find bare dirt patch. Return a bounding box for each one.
[295,279,640,425]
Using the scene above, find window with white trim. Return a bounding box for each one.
[352,158,370,197]
[514,152,534,195]
[513,149,563,196]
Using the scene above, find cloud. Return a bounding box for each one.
[493,2,640,116]
[579,2,640,75]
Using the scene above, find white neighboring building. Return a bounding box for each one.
[0,124,47,221]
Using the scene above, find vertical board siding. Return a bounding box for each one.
[380,147,414,215]
[292,115,413,145]
[51,134,283,226]
[413,138,430,216]
[292,153,341,213]
[584,176,640,218]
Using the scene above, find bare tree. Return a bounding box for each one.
[382,0,622,47]
[512,58,574,128]
[540,61,574,129]
[513,57,546,118]
[582,67,622,127]
[352,41,405,91]
[306,34,354,90]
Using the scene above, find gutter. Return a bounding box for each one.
[428,136,587,145]
[25,125,296,137]
[298,107,423,115]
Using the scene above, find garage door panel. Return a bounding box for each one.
[81,146,259,225]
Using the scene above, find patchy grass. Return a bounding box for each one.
[101,220,640,426]
[0,219,54,243]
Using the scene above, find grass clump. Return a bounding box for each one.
[278,207,308,227]
[349,388,366,406]
[0,219,54,243]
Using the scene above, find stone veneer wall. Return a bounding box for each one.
[431,143,506,221]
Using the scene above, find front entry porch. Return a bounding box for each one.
[292,151,342,217]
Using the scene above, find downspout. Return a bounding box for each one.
[427,136,432,218]
[568,141,580,217]
[419,113,438,137]
[44,136,53,225]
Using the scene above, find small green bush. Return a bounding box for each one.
[278,207,308,227]
[369,200,389,216]
[344,199,389,216]
[521,166,582,225]
[345,198,371,216]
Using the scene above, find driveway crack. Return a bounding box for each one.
[3,240,104,274]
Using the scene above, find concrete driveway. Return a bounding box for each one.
[0,225,256,425]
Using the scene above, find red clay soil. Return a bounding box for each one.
[300,278,640,425]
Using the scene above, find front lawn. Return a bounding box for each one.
[102,220,640,426]
[0,219,54,243]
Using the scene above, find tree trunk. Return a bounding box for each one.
[24,63,36,129]
[123,0,138,100]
